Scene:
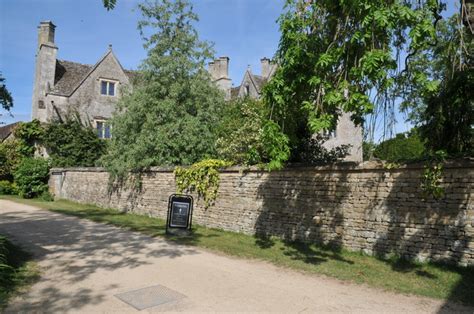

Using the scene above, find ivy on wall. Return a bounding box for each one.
[174,159,232,208]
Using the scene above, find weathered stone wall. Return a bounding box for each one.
[49,160,474,266]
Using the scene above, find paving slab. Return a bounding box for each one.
[0,199,471,313]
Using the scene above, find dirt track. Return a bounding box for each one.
[0,199,470,313]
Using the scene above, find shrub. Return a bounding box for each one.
[0,180,18,195]
[216,98,267,165]
[374,130,426,162]
[0,140,22,181]
[13,158,50,199]
[13,120,44,157]
[43,118,107,167]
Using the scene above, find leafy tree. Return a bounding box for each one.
[0,73,13,124]
[373,129,426,162]
[103,0,225,178]
[420,69,474,156]
[262,0,444,169]
[102,0,117,10]
[399,14,474,123]
[43,118,107,167]
[216,98,268,165]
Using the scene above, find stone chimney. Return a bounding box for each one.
[261,57,271,78]
[209,56,230,80]
[37,21,56,49]
[32,21,58,122]
[209,56,232,100]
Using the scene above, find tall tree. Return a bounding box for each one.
[0,73,13,123]
[103,0,225,178]
[262,0,444,169]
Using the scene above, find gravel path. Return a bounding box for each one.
[0,199,470,313]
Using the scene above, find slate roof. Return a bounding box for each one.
[231,86,240,99]
[0,122,20,142]
[250,74,266,91]
[53,60,92,96]
[52,59,138,96]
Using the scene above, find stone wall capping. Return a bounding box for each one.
[50,157,474,175]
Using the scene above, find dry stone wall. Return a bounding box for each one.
[49,160,474,266]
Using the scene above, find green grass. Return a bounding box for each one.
[2,195,473,306]
[0,234,40,310]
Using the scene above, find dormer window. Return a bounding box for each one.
[100,80,116,96]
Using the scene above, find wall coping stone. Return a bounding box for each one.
[50,158,474,175]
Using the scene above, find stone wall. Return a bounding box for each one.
[49,160,474,266]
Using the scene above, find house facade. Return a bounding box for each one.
[32,21,134,139]
[32,20,362,161]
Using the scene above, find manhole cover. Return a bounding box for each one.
[115,284,185,310]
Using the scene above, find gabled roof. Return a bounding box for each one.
[51,49,137,97]
[0,122,20,142]
[53,60,92,96]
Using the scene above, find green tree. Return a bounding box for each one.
[216,98,268,165]
[262,0,444,169]
[103,0,225,178]
[373,129,426,162]
[399,14,474,123]
[0,73,13,124]
[43,118,107,167]
[420,69,474,156]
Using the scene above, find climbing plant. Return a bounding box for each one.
[174,159,232,208]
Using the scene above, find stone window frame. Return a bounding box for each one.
[94,118,112,139]
[99,78,118,97]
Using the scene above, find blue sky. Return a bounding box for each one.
[0,0,459,141]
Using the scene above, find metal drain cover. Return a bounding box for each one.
[115,284,185,310]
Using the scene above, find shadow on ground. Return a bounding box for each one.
[0,206,199,312]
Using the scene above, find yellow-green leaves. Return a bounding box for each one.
[174,159,232,208]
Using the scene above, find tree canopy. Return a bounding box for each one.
[103,0,225,178]
[261,0,446,169]
[0,73,13,123]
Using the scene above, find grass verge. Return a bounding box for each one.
[0,234,40,310]
[1,195,473,306]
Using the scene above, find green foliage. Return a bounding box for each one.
[0,180,18,195]
[103,0,225,179]
[420,69,474,156]
[0,140,22,181]
[13,120,44,157]
[298,135,351,165]
[13,158,50,199]
[421,151,447,200]
[216,98,267,165]
[174,159,232,208]
[263,0,444,167]
[373,130,426,162]
[0,72,13,114]
[261,120,291,170]
[0,234,39,310]
[102,0,116,10]
[43,118,107,167]
[399,14,474,123]
[362,141,376,161]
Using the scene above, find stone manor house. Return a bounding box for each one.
[32,21,362,161]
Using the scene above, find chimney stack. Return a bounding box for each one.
[37,21,56,48]
[209,56,230,80]
[261,57,271,78]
